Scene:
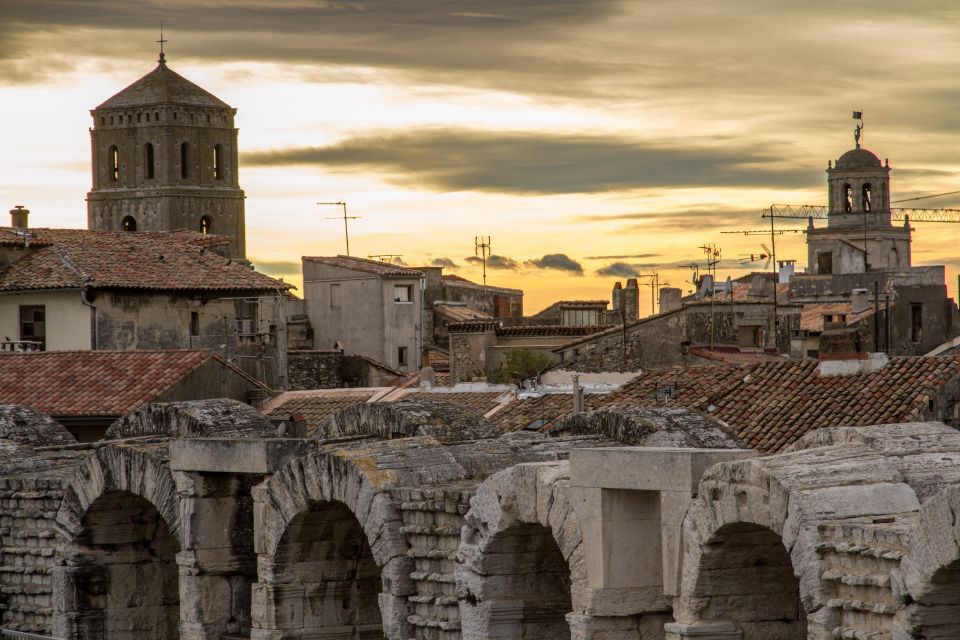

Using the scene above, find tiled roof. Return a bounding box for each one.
[304,255,423,277]
[799,302,876,333]
[435,304,492,323]
[688,347,786,363]
[441,274,523,296]
[96,61,231,110]
[404,391,511,416]
[684,281,790,304]
[0,349,251,416]
[263,390,378,436]
[496,324,614,337]
[534,300,609,315]
[0,228,290,292]
[597,355,960,453]
[490,393,606,433]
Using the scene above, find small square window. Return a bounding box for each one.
[394,285,413,303]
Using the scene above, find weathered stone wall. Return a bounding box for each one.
[286,349,343,390]
[450,327,498,383]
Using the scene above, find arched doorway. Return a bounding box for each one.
[462,522,572,639]
[270,500,383,638]
[69,491,180,639]
[691,523,806,639]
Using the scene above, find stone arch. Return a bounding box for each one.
[52,445,182,640]
[104,399,277,440]
[673,459,811,640]
[456,462,583,639]
[548,407,743,448]
[253,448,416,639]
[888,246,901,271]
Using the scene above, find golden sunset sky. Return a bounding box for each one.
[1,1,959,313]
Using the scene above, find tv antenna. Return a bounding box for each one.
[368,254,403,263]
[475,236,492,289]
[318,202,360,256]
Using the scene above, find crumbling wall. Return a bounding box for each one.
[286,349,344,389]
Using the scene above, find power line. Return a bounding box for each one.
[891,189,960,204]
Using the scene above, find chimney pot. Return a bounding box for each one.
[10,205,28,229]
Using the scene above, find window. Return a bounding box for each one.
[180,142,190,179]
[109,146,119,181]
[862,183,872,212]
[19,306,45,350]
[121,215,137,232]
[843,183,853,212]
[145,143,155,179]
[398,346,408,366]
[911,303,923,343]
[190,311,200,337]
[235,299,259,339]
[330,283,341,308]
[817,252,833,275]
[394,284,413,303]
[738,325,762,348]
[199,215,213,235]
[213,144,223,180]
[154,111,159,121]
[137,113,141,123]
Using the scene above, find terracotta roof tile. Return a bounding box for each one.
[264,390,378,435]
[404,391,510,415]
[435,304,492,323]
[304,255,423,277]
[0,228,290,292]
[0,349,244,416]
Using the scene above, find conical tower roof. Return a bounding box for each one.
[95,59,231,110]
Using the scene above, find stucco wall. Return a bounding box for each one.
[0,290,92,350]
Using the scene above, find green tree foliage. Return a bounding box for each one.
[488,349,557,384]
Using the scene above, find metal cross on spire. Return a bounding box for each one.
[157,21,168,64]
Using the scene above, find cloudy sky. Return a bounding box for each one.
[2,0,960,312]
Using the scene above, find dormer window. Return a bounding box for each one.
[862,183,872,212]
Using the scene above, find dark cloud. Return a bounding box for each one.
[585,253,659,260]
[243,129,812,195]
[524,253,583,274]
[595,262,640,277]
[429,257,459,268]
[250,258,300,274]
[464,254,519,270]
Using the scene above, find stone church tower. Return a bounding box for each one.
[806,140,911,275]
[87,51,246,258]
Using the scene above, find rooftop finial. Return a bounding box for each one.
[852,110,863,148]
[157,21,168,65]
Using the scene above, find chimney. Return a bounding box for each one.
[10,206,28,229]
[778,260,795,283]
[611,281,623,314]
[851,288,870,314]
[659,287,682,313]
[623,278,640,322]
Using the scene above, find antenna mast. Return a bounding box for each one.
[475,236,492,290]
[318,201,360,256]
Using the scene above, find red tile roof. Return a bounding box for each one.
[799,302,876,333]
[495,324,614,337]
[490,393,606,432]
[0,228,290,292]
[304,255,423,277]
[441,274,523,296]
[435,304,492,323]
[404,391,511,415]
[264,390,378,435]
[0,349,256,416]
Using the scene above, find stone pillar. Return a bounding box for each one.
[612,281,624,315]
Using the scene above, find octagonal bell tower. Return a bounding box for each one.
[87,50,246,258]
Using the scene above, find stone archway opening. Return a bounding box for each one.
[467,522,572,639]
[693,522,806,640]
[271,500,383,638]
[68,491,180,640]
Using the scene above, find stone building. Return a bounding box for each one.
[86,52,247,258]
[0,225,290,388]
[301,255,425,372]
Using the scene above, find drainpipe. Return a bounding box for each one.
[81,285,98,349]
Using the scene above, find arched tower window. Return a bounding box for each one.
[213,144,223,180]
[145,143,155,180]
[121,216,137,232]
[109,146,119,182]
[843,183,853,213]
[862,183,872,212]
[180,142,190,179]
[200,215,213,235]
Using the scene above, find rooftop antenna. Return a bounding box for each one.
[853,110,863,148]
[368,254,403,263]
[318,201,360,256]
[157,21,168,65]
[475,235,492,290]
